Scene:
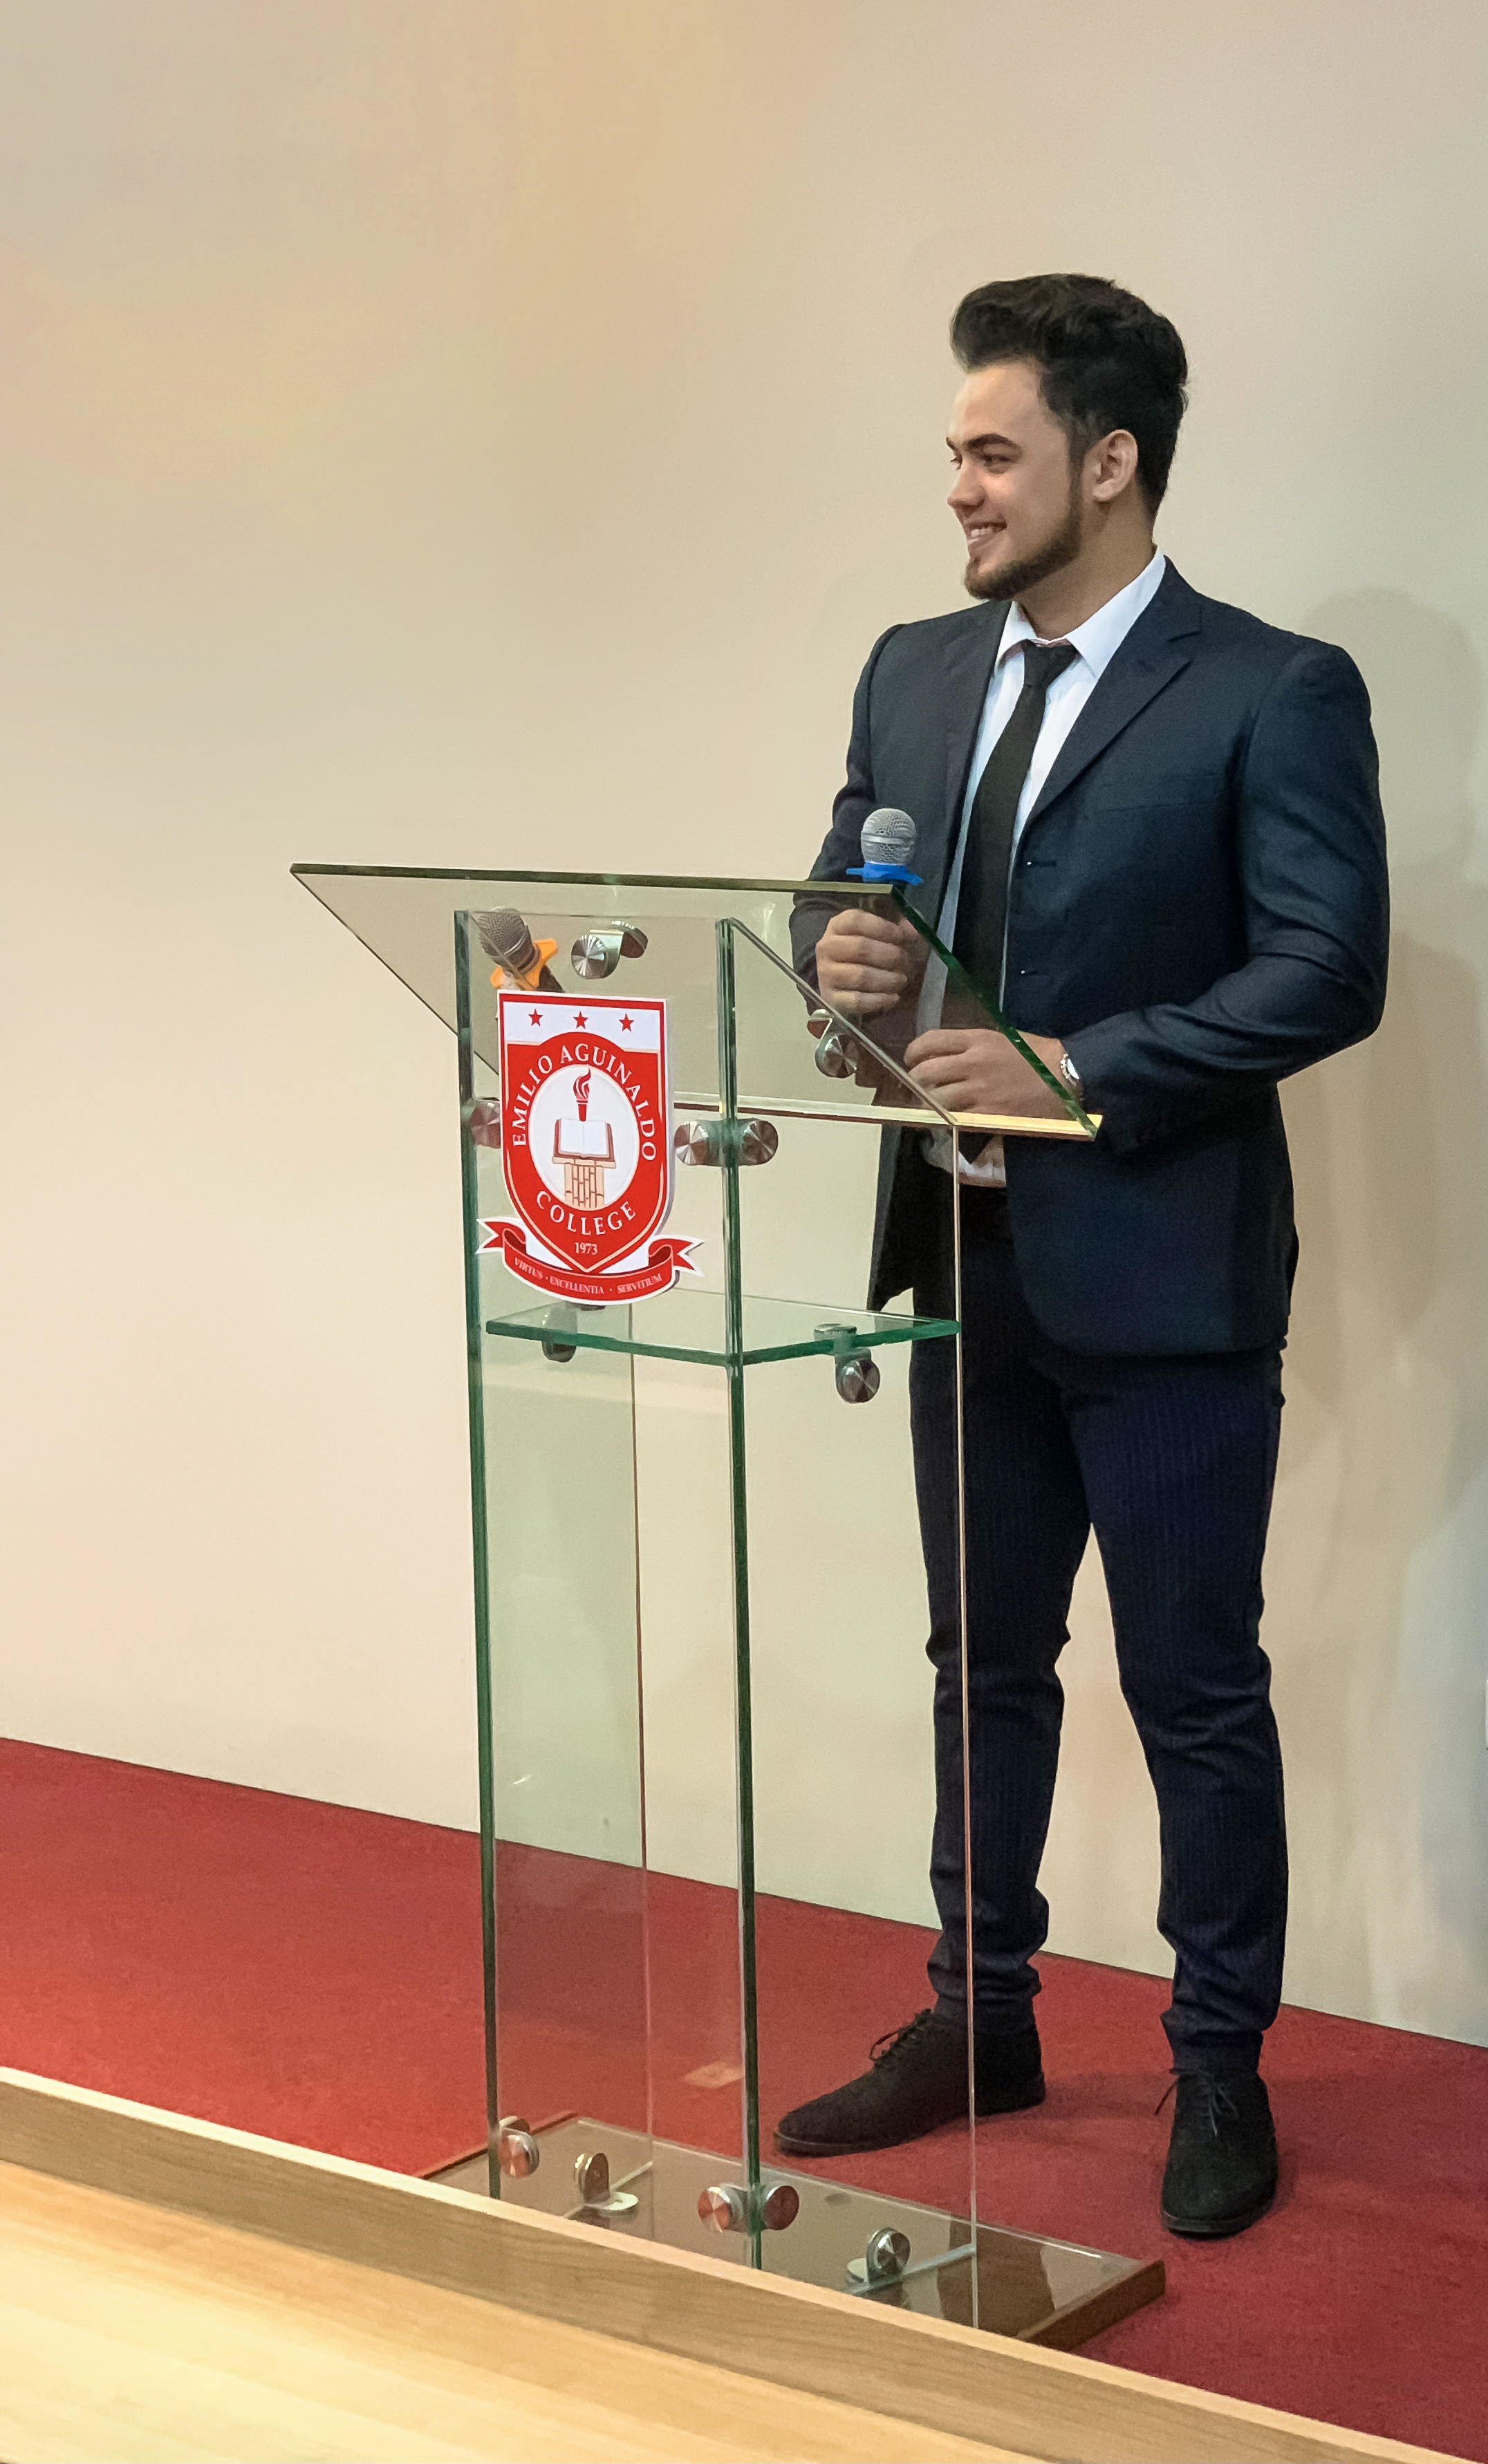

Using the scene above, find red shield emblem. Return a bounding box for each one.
[481,993,699,1303]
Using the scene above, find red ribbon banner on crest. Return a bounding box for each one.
[478,1218,701,1305]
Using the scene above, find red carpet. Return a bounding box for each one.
[5,1741,1485,2458]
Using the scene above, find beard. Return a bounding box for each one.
[964,475,1084,604]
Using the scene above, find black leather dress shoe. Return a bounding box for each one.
[774,2009,1044,2156]
[1160,2071,1278,2238]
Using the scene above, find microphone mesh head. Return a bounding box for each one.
[476,907,537,970]
[861,807,916,866]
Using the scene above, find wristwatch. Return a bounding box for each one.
[1060,1049,1082,1090]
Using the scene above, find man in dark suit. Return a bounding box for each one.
[777,274,1388,2238]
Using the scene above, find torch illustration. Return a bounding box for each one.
[553,1068,615,1207]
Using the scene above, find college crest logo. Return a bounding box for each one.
[481,992,700,1303]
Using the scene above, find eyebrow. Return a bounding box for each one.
[947,430,1021,454]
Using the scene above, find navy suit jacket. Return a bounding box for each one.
[792,562,1388,1354]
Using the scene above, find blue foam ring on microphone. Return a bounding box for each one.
[847,862,923,884]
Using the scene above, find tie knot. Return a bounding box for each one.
[1019,640,1079,693]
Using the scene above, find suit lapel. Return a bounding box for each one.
[926,604,1007,908]
[1022,563,1202,832]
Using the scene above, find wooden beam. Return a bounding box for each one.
[0,2069,1458,2464]
[0,2163,1020,2463]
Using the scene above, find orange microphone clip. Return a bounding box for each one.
[490,937,558,991]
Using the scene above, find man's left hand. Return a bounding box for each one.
[904,1027,1072,1118]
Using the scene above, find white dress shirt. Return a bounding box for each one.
[924,549,1167,1184]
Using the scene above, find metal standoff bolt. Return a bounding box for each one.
[673,1121,715,1168]
[835,1351,880,1403]
[573,2149,611,2205]
[697,2183,750,2234]
[463,1096,502,1149]
[811,1013,860,1080]
[736,1117,779,1167]
[864,2226,911,2281]
[673,1118,779,1169]
[814,1322,880,1405]
[541,1308,579,1363]
[496,2117,540,2178]
[760,2182,800,2232]
[673,1121,717,1168]
[570,924,649,980]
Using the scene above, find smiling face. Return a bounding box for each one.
[947,357,1087,604]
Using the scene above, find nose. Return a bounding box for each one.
[947,463,979,514]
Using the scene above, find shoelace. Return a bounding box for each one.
[1154,2069,1245,2132]
[868,2009,938,2070]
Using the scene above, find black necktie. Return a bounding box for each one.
[954,639,1079,1001]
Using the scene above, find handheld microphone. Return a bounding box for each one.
[849,807,922,885]
[815,810,920,1079]
[476,907,562,991]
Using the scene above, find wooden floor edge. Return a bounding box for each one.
[0,2069,1460,2464]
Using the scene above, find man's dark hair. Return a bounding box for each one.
[951,274,1189,512]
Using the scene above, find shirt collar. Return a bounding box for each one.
[998,549,1166,682]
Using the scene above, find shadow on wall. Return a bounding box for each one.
[1275,588,1488,2042]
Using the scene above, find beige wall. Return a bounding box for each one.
[3,1,1486,2043]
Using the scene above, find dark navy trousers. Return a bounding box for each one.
[911,1182,1287,2075]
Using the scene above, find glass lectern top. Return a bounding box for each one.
[292,866,828,1039]
[292,863,1096,1140]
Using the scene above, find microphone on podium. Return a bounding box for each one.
[476,908,563,992]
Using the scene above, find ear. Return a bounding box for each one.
[1087,429,1140,503]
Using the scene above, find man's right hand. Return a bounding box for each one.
[815,908,926,1019]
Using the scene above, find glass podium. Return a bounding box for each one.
[293,863,1162,2345]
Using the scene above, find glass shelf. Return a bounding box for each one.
[483,1289,958,1368]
